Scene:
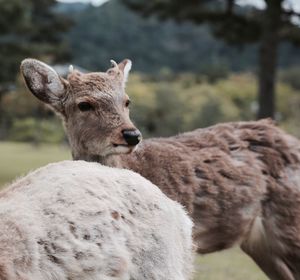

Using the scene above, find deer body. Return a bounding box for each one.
[21,58,300,280]
[124,122,300,280]
[108,120,300,272]
[0,161,193,280]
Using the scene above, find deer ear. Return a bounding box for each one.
[118,59,132,84]
[20,58,67,112]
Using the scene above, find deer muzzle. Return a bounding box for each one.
[122,129,142,146]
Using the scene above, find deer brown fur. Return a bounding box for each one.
[21,58,300,280]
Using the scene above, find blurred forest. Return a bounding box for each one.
[1,2,300,278]
[1,0,300,144]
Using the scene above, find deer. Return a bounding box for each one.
[21,58,300,280]
[0,160,193,280]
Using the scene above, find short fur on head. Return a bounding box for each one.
[21,58,137,160]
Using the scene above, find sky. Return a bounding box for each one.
[57,0,300,12]
[57,0,107,6]
[241,0,300,11]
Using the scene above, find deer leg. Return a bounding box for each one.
[241,217,295,280]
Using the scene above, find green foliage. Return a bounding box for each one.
[128,72,300,137]
[127,73,256,137]
[198,63,230,83]
[121,0,300,118]
[277,69,300,138]
[279,67,300,90]
[8,118,65,143]
[1,76,65,143]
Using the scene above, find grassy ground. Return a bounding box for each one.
[194,249,267,280]
[0,141,267,280]
[0,141,70,187]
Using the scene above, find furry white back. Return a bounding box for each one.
[0,161,193,280]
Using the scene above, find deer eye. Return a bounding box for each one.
[78,102,94,112]
[125,100,131,107]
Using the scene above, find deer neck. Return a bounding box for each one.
[72,152,125,168]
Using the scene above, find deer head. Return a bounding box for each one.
[20,58,141,161]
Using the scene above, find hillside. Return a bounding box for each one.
[62,0,300,73]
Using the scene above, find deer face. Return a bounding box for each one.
[20,59,141,159]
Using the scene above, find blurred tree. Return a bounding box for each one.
[127,73,252,137]
[67,0,258,74]
[0,0,71,138]
[0,0,71,84]
[2,75,66,144]
[122,0,300,119]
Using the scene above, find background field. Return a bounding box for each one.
[0,141,267,280]
[0,142,70,187]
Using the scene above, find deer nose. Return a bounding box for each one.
[122,129,142,146]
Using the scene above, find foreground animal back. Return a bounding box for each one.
[0,161,193,280]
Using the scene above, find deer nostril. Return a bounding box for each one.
[122,129,142,146]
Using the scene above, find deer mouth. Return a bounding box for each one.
[112,143,128,147]
[112,143,139,148]
[111,143,137,154]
